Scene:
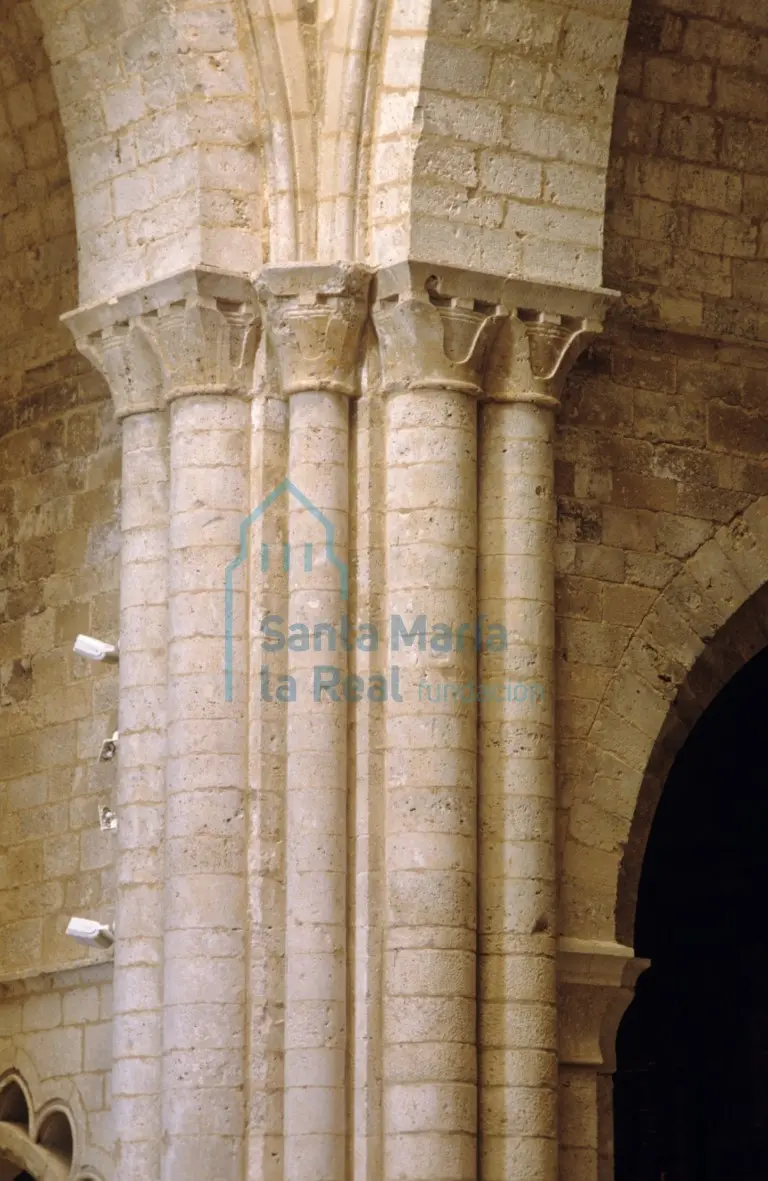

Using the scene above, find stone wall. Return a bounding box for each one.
[0,0,76,381]
[556,0,768,940]
[0,0,120,978]
[0,370,120,976]
[0,961,114,1175]
[5,0,768,1177]
[409,0,629,282]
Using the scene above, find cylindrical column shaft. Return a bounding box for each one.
[112,409,168,1181]
[478,399,558,1181]
[349,387,386,1181]
[246,361,289,1181]
[64,271,260,1181]
[383,386,478,1181]
[283,390,349,1180]
[256,262,371,1181]
[373,261,505,1181]
[162,393,250,1179]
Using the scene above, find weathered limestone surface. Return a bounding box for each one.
[479,290,610,1181]
[257,264,371,1181]
[558,0,768,950]
[4,0,768,1178]
[373,262,505,1181]
[63,302,168,1181]
[63,270,260,1180]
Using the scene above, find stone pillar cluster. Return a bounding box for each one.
[65,261,635,1181]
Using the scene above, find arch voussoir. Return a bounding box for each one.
[641,597,709,673]
[583,749,646,825]
[603,667,671,742]
[686,537,752,618]
[563,495,768,944]
[716,513,768,595]
[663,567,735,643]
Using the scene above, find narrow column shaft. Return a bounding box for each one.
[256,262,371,1181]
[113,409,168,1181]
[383,386,478,1181]
[246,365,289,1181]
[478,399,558,1181]
[163,393,250,1179]
[350,387,386,1181]
[560,1065,598,1181]
[373,260,506,1181]
[284,390,349,1180]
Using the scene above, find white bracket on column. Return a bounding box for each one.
[98,805,118,831]
[98,732,119,762]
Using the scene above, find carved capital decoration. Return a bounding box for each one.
[64,263,619,418]
[557,937,649,1073]
[66,319,165,421]
[372,260,507,397]
[62,267,260,417]
[485,279,618,408]
[255,262,372,397]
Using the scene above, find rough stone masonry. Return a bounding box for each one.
[1,0,768,1178]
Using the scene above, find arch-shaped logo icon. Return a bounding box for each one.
[224,479,348,701]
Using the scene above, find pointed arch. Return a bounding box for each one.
[317,0,388,258]
[242,0,316,260]
[0,1077,31,1131]
[562,495,768,943]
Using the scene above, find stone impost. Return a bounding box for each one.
[372,261,506,1181]
[478,281,615,1181]
[557,939,649,1181]
[256,263,372,1181]
[63,304,169,1181]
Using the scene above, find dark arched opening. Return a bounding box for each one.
[0,1084,28,1130]
[614,644,768,1180]
[35,1112,72,1165]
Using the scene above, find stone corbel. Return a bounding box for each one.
[486,280,619,407]
[558,937,650,1073]
[62,267,260,413]
[372,260,508,396]
[255,262,372,396]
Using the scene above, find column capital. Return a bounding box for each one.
[557,937,649,1073]
[372,259,507,397]
[255,262,372,396]
[62,267,261,418]
[486,278,618,407]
